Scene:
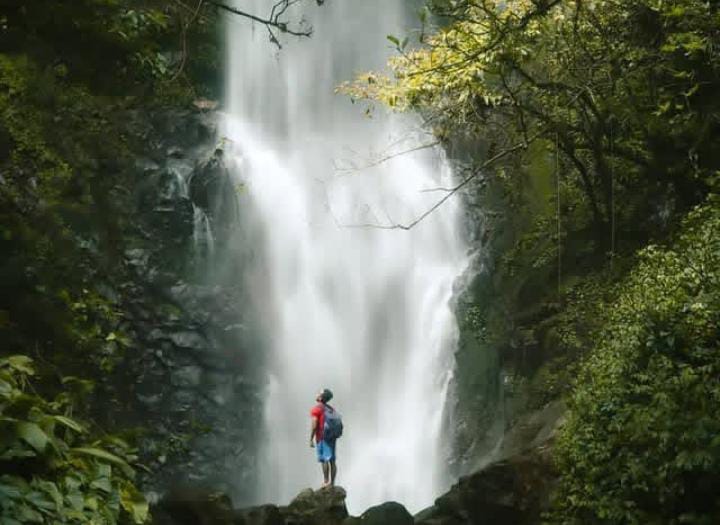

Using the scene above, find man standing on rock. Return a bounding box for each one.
[309,388,342,488]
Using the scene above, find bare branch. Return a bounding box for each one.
[170,0,316,77]
[206,0,313,39]
[333,140,441,174]
[338,135,538,231]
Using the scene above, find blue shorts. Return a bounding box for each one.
[316,439,336,463]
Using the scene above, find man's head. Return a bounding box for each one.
[316,388,333,404]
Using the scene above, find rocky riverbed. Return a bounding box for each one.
[151,401,564,525]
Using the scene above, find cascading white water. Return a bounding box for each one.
[223,0,469,514]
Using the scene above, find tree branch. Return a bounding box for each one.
[333,140,440,174]
[205,0,313,39]
[339,136,537,231]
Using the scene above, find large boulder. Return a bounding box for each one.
[279,487,348,525]
[416,444,557,525]
[356,501,413,525]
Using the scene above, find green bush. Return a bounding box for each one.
[551,196,720,524]
[0,356,148,524]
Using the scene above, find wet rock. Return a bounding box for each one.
[171,365,203,388]
[136,157,160,173]
[105,107,259,501]
[497,400,566,459]
[125,248,149,269]
[284,487,348,525]
[413,505,466,525]
[152,488,235,525]
[417,444,557,525]
[136,392,163,408]
[171,388,197,408]
[168,146,185,158]
[357,501,413,525]
[170,330,208,350]
[235,504,285,525]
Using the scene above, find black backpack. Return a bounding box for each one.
[323,405,343,440]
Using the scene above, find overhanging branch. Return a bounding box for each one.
[206,0,313,39]
[340,136,537,231]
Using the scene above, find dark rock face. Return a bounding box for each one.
[416,444,557,525]
[357,501,413,525]
[235,505,286,525]
[96,106,262,504]
[152,488,235,525]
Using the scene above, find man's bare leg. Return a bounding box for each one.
[330,460,337,486]
[321,462,330,487]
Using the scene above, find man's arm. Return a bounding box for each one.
[310,416,318,447]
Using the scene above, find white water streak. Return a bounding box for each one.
[224,0,469,514]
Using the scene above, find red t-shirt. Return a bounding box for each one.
[310,403,331,441]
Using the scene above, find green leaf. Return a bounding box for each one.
[0,378,13,395]
[65,491,84,512]
[16,422,49,452]
[0,355,34,376]
[85,495,98,511]
[386,34,400,47]
[120,483,148,524]
[53,415,85,434]
[25,489,55,511]
[90,477,112,494]
[0,480,24,500]
[37,481,62,510]
[70,447,133,476]
[17,504,43,522]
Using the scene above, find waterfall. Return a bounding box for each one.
[223,1,470,514]
[192,206,215,259]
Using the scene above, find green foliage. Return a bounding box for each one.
[0,5,223,508]
[0,2,230,521]
[551,196,720,523]
[0,0,221,374]
[0,356,148,524]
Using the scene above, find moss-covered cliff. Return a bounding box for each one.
[0,2,264,521]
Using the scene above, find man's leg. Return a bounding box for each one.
[321,461,330,487]
[317,441,330,487]
[330,460,337,486]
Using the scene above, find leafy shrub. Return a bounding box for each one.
[551,196,720,523]
[0,355,148,524]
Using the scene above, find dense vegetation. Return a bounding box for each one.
[348,0,720,522]
[553,197,720,523]
[0,2,234,523]
[0,3,215,523]
[0,355,147,523]
[0,0,219,375]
